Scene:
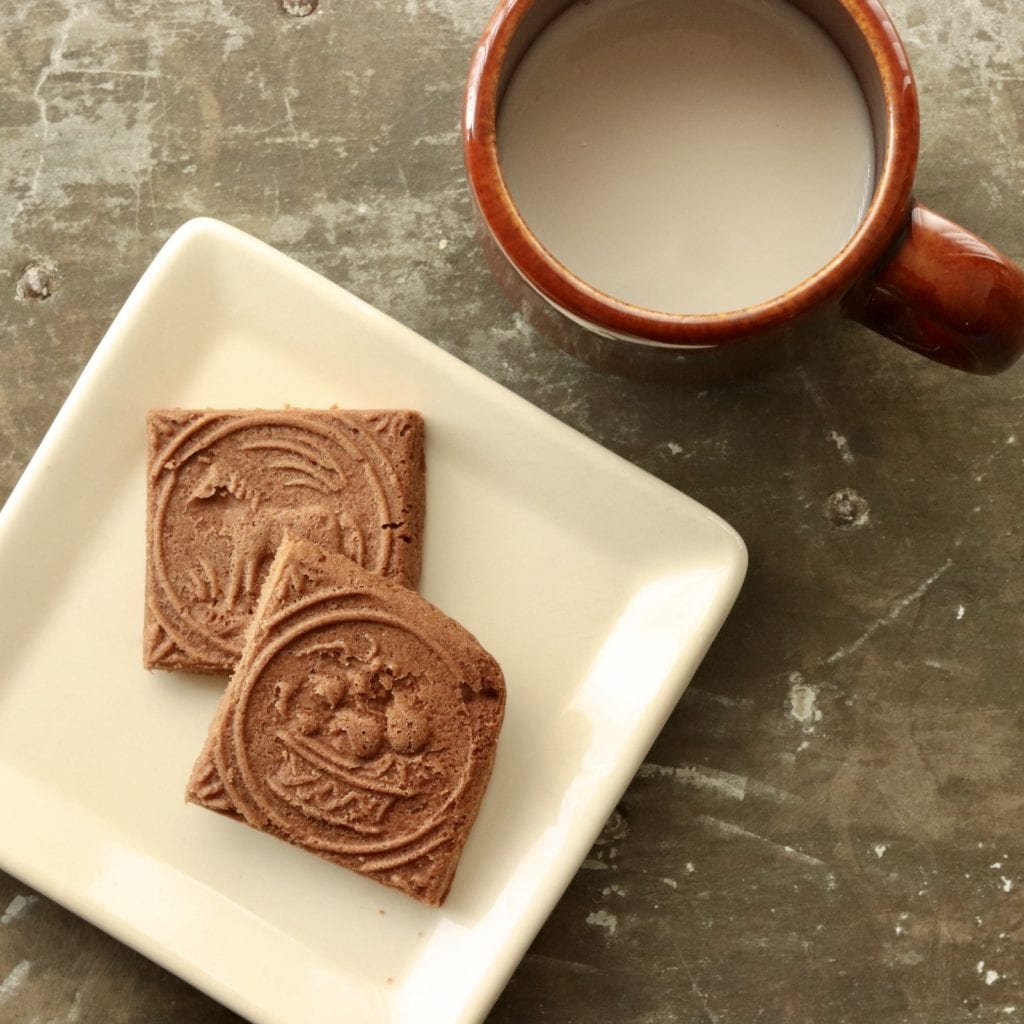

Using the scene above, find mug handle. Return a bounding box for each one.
[843,202,1024,374]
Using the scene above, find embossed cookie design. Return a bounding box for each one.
[144,408,425,674]
[186,535,505,907]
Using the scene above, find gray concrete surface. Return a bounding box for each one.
[2,0,1024,1021]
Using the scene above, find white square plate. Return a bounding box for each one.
[0,219,746,1024]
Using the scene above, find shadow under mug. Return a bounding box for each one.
[463,0,1024,382]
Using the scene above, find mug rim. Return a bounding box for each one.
[462,0,921,347]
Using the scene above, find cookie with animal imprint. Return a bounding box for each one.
[144,407,425,674]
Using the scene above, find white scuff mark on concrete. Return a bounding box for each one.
[66,990,83,1023]
[206,0,255,58]
[267,213,309,246]
[661,877,678,889]
[666,441,683,456]
[978,961,1002,985]
[747,778,801,804]
[796,366,833,420]
[788,673,822,729]
[1001,876,1014,893]
[685,862,695,875]
[288,185,475,316]
[686,687,755,710]
[638,761,746,801]
[992,861,1005,869]
[828,430,855,464]
[32,2,86,142]
[1,894,38,926]
[586,909,618,936]
[676,950,724,1024]
[15,4,85,238]
[413,128,462,148]
[698,815,827,870]
[638,761,798,806]
[4,4,169,256]
[891,948,925,966]
[970,433,1021,484]
[580,858,609,871]
[0,960,32,1006]
[412,0,492,40]
[281,87,305,166]
[903,2,1022,89]
[480,311,537,369]
[824,559,953,666]
[602,884,626,897]
[874,844,888,859]
[782,844,819,866]
[956,604,966,621]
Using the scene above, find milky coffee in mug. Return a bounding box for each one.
[497,0,875,314]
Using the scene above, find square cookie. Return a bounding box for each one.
[186,535,505,907]
[145,408,425,674]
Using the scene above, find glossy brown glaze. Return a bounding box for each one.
[845,203,1024,373]
[463,0,1024,379]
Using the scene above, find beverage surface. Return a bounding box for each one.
[498,0,876,314]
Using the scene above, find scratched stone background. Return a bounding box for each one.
[1,0,1024,1021]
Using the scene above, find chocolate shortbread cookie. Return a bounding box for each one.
[186,535,505,907]
[144,408,425,674]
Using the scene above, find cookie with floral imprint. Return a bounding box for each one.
[186,534,505,907]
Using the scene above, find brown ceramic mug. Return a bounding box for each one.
[463,0,1024,382]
